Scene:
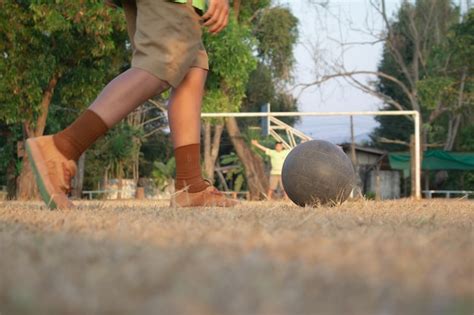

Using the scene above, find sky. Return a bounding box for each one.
[279,0,401,144]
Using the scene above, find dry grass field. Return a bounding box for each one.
[0,199,473,315]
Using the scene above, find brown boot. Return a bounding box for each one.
[25,136,77,210]
[171,185,240,208]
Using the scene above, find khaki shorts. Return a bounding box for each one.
[269,175,283,191]
[122,0,209,88]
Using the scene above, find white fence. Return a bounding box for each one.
[423,190,473,199]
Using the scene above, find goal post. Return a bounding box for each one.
[201,110,422,200]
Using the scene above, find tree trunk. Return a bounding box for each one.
[127,109,143,183]
[444,69,467,151]
[133,143,141,182]
[6,159,17,200]
[104,167,109,191]
[203,121,224,183]
[71,153,86,199]
[17,154,39,200]
[118,162,123,200]
[17,74,59,200]
[223,0,267,199]
[225,117,268,200]
[445,114,462,151]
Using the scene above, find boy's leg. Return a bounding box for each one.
[26,0,228,209]
[169,67,237,207]
[268,189,273,200]
[279,176,289,200]
[268,175,279,200]
[168,68,205,149]
[26,68,169,209]
[54,68,169,160]
[169,67,208,193]
[26,1,171,209]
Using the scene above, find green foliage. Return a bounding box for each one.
[375,0,459,100]
[242,6,299,128]
[0,2,129,193]
[0,124,22,186]
[416,8,474,124]
[96,123,143,179]
[220,152,245,192]
[245,63,275,108]
[201,89,228,126]
[370,114,413,152]
[451,9,474,70]
[372,3,473,193]
[202,4,299,125]
[372,2,472,152]
[443,124,474,190]
[139,129,174,179]
[365,191,376,200]
[237,0,271,22]
[451,125,474,190]
[151,158,176,190]
[417,77,457,111]
[0,1,128,126]
[270,92,299,124]
[203,17,257,113]
[253,6,299,80]
[458,124,474,151]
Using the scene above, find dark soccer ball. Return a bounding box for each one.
[282,140,356,207]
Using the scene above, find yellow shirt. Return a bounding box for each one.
[265,149,290,175]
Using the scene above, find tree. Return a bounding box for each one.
[0,1,128,199]
[97,123,142,198]
[151,157,176,192]
[233,2,298,199]
[242,62,299,128]
[424,8,473,151]
[371,1,472,153]
[201,15,257,185]
[0,123,22,199]
[201,0,299,199]
[303,0,471,152]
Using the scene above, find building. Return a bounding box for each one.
[340,144,401,200]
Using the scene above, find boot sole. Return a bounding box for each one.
[25,139,61,210]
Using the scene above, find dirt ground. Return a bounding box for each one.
[0,199,473,315]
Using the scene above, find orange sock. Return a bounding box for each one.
[53,110,109,161]
[174,143,209,193]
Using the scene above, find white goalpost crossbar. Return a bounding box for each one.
[201,110,422,200]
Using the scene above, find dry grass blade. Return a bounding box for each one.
[0,199,473,315]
